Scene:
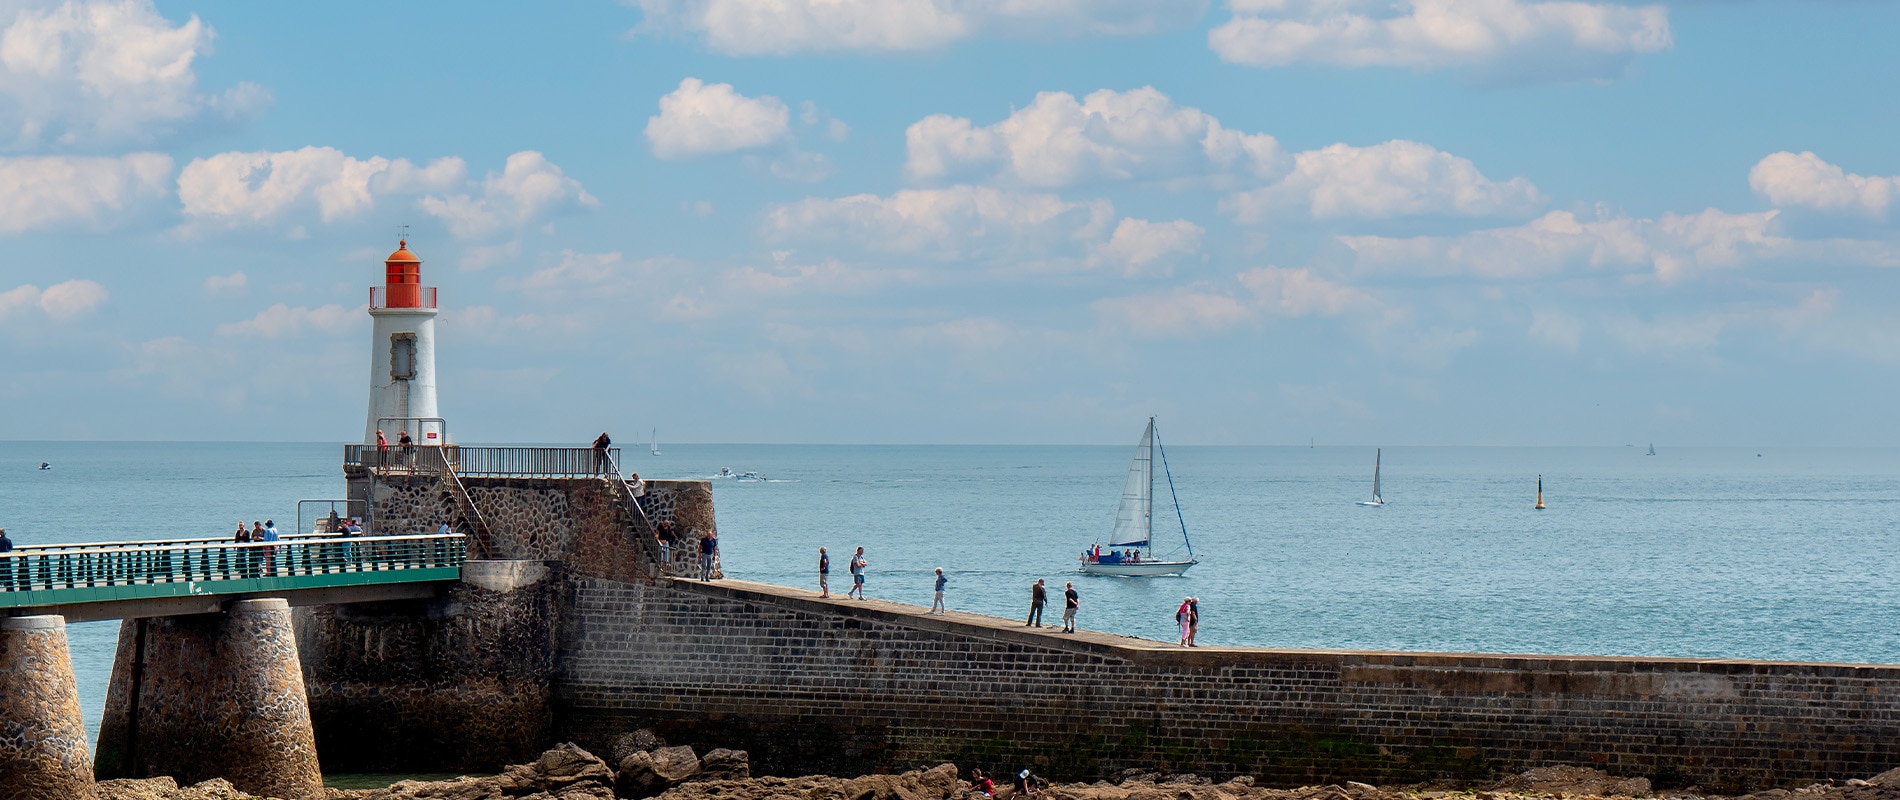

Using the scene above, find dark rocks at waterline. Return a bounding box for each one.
[360,742,615,799]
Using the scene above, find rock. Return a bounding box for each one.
[1346,782,1379,794]
[618,745,705,798]
[363,743,615,800]
[1494,766,1651,798]
[700,749,753,781]
[613,729,670,765]
[836,764,964,800]
[96,777,180,800]
[1870,770,1900,789]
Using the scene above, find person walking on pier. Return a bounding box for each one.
[1176,597,1192,646]
[1186,597,1200,647]
[931,567,946,614]
[817,547,830,598]
[698,530,718,581]
[847,547,866,599]
[1026,578,1046,627]
[1062,581,1078,633]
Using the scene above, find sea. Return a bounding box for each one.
[5,440,1900,747]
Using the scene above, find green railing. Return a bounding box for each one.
[0,533,466,610]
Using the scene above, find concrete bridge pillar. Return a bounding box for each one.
[0,615,93,800]
[96,598,323,799]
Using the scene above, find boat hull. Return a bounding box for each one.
[1078,559,1197,577]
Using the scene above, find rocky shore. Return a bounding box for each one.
[87,737,1900,800]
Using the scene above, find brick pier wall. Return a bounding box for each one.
[553,577,1900,793]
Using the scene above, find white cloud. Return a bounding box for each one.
[0,152,169,232]
[1209,0,1672,82]
[1528,307,1583,351]
[765,185,1113,260]
[515,250,627,291]
[1602,289,1837,355]
[179,147,591,240]
[0,0,269,148]
[905,87,1283,187]
[1095,287,1254,338]
[1092,218,1203,276]
[201,271,246,294]
[630,0,1207,56]
[645,77,791,159]
[458,240,522,272]
[1340,208,1791,282]
[1097,266,1373,338]
[1237,266,1374,316]
[1222,139,1543,222]
[215,303,357,339]
[418,151,597,239]
[1750,151,1899,219]
[178,146,464,227]
[0,278,107,320]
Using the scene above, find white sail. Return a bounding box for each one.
[1371,448,1382,503]
[1107,418,1154,547]
[651,428,661,456]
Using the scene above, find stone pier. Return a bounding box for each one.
[0,615,93,800]
[96,598,323,800]
[296,559,560,773]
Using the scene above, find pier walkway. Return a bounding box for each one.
[0,532,466,621]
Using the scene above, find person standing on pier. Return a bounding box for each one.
[931,567,947,614]
[260,519,281,575]
[1026,578,1046,627]
[1186,597,1200,647]
[0,528,15,591]
[817,547,830,598]
[376,429,389,464]
[847,547,866,599]
[592,432,613,474]
[398,430,415,466]
[1062,581,1078,633]
[698,530,718,581]
[1176,597,1192,646]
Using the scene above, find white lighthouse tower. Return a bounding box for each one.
[363,239,443,446]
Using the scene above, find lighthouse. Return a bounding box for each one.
[363,240,442,446]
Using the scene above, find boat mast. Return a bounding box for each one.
[1145,417,1155,556]
[1156,418,1193,558]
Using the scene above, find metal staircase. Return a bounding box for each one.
[600,453,667,577]
[439,462,497,559]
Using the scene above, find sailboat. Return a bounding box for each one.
[1646,443,1656,456]
[1079,417,1197,577]
[1357,448,1386,507]
[650,428,661,457]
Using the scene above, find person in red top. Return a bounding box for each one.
[375,429,388,464]
[969,769,994,797]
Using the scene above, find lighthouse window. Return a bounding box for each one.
[390,334,417,380]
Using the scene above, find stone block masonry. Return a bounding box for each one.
[554,577,1900,793]
[96,598,322,800]
[0,616,92,800]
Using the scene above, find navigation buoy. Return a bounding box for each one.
[1534,474,1545,510]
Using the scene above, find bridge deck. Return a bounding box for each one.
[0,533,466,618]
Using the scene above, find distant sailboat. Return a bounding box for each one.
[650,428,662,457]
[1357,448,1385,507]
[1534,475,1546,510]
[1646,443,1656,456]
[1079,417,1197,577]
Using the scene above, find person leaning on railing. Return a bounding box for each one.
[0,527,16,591]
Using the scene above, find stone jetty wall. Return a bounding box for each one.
[297,477,716,773]
[553,577,1900,794]
[0,616,92,800]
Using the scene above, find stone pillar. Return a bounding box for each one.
[0,615,93,800]
[96,599,322,799]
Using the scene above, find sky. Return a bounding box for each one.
[1,0,1898,446]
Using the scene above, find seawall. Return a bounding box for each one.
[555,576,1900,793]
[304,472,1900,791]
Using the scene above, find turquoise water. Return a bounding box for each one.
[5,441,1900,745]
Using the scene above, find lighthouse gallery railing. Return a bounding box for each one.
[343,445,623,477]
